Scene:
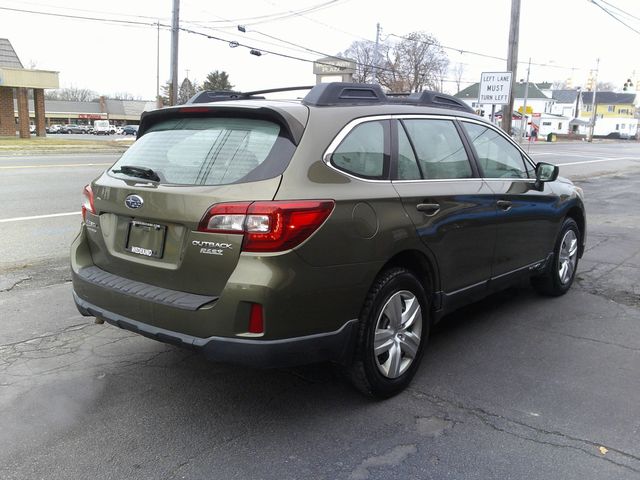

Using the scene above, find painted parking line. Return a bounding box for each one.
[556,157,638,166]
[0,163,112,169]
[530,151,637,159]
[0,212,80,223]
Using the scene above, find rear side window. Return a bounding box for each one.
[110,117,293,185]
[461,122,531,178]
[331,120,389,179]
[402,119,473,179]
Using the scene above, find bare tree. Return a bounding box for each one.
[597,81,615,91]
[451,63,465,94]
[45,86,98,102]
[551,79,572,89]
[338,40,380,83]
[378,32,449,93]
[110,92,141,100]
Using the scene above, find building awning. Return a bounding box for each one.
[0,67,59,89]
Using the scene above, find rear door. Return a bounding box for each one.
[85,114,298,296]
[390,116,497,298]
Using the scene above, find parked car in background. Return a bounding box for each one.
[59,124,79,134]
[29,124,36,134]
[47,124,61,134]
[93,120,111,135]
[121,125,139,136]
[72,83,587,398]
[115,126,124,135]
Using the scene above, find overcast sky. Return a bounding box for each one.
[2,0,639,99]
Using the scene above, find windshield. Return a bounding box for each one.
[110,117,289,185]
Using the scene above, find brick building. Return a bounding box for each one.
[0,38,59,138]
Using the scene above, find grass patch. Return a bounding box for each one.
[0,136,134,153]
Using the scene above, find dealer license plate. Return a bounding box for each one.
[126,220,167,258]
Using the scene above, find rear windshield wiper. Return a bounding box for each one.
[112,165,161,182]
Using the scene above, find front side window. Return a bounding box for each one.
[110,117,289,185]
[331,120,389,179]
[462,122,531,178]
[401,119,472,179]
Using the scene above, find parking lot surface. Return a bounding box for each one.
[1,142,639,479]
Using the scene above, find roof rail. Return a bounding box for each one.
[390,91,476,113]
[186,86,314,104]
[301,82,475,113]
[186,82,476,114]
[302,83,386,106]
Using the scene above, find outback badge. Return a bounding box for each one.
[125,194,144,209]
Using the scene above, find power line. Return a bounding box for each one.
[590,0,640,35]
[0,3,586,91]
[3,0,171,22]
[180,0,345,27]
[0,5,169,28]
[388,32,591,72]
[245,0,348,26]
[177,25,349,70]
[597,0,640,22]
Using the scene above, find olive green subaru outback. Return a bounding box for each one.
[72,83,586,398]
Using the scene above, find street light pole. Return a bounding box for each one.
[587,58,600,142]
[169,0,180,106]
[156,21,161,109]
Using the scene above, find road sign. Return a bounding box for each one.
[478,72,512,105]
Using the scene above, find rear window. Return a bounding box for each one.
[110,117,293,185]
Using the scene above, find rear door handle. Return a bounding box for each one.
[497,200,512,211]
[416,203,440,216]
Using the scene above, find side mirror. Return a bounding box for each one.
[535,162,559,189]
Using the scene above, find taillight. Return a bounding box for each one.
[198,200,335,252]
[81,184,95,222]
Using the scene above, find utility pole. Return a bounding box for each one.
[372,23,381,84]
[169,0,180,106]
[587,58,600,142]
[156,21,161,109]
[519,58,531,140]
[502,0,521,136]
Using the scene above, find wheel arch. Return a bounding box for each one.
[376,249,440,313]
[565,204,586,257]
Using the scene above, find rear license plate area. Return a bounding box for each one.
[126,220,167,258]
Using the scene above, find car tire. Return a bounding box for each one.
[347,267,430,399]
[531,217,580,297]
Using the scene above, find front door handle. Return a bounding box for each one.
[416,203,440,216]
[497,200,512,211]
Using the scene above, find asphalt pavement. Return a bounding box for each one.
[1,142,639,479]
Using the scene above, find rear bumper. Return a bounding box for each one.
[73,292,357,368]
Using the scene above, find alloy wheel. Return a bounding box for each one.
[558,229,578,285]
[373,290,422,378]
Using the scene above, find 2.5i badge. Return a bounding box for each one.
[126,221,166,258]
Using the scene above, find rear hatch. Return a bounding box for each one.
[83,106,307,296]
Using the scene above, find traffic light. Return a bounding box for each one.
[586,76,594,91]
[623,78,633,91]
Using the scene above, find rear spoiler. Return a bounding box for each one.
[137,104,307,145]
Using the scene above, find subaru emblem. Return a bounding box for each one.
[125,194,144,209]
